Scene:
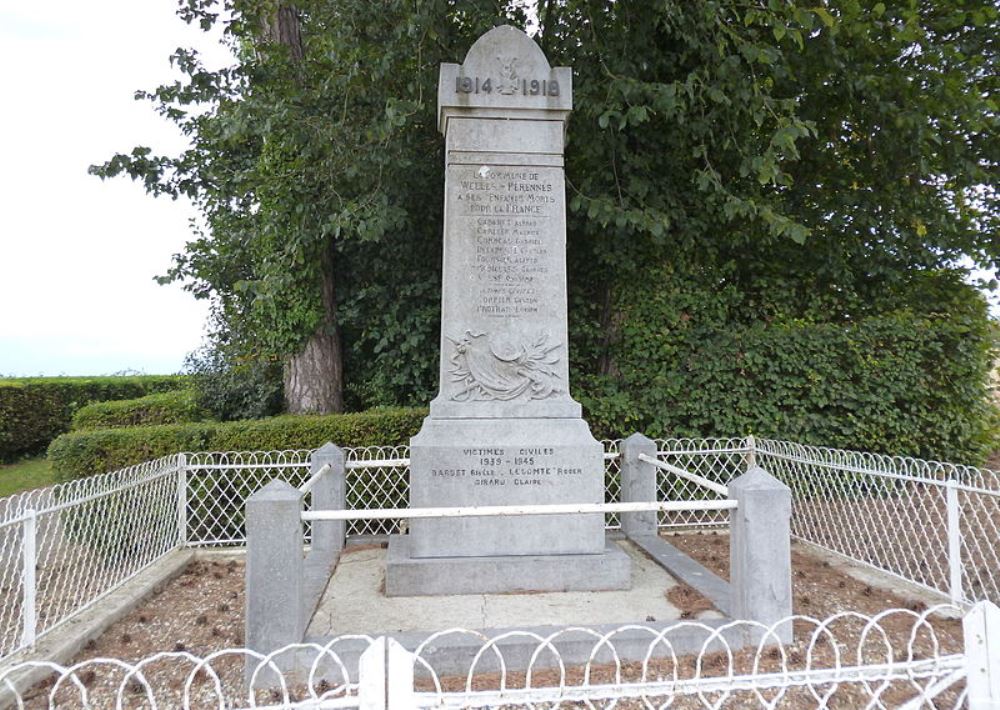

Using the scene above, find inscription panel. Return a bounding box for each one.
[409,419,605,558]
[459,166,556,317]
[429,446,585,488]
[434,161,574,415]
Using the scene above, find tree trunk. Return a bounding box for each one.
[262,5,304,61]
[265,6,345,413]
[284,250,345,413]
[283,329,344,413]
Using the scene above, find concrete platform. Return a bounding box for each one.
[308,539,721,638]
[385,534,631,596]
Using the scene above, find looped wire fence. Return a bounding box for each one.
[0,606,972,709]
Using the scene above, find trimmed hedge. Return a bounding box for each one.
[0,376,190,462]
[72,390,207,430]
[48,407,427,480]
[577,309,995,464]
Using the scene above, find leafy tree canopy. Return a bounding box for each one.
[93,0,1000,458]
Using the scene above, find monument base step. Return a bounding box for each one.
[385,535,632,596]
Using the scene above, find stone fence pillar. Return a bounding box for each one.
[246,480,305,654]
[620,433,658,539]
[309,443,346,556]
[729,466,793,643]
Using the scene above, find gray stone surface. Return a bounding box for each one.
[620,433,659,538]
[386,534,632,596]
[630,534,732,616]
[729,466,793,642]
[309,443,346,557]
[396,26,617,585]
[245,480,305,655]
[408,418,605,558]
[429,28,577,421]
[315,539,706,631]
[302,547,338,624]
[437,25,571,132]
[301,621,741,683]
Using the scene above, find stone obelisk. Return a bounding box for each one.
[386,25,630,595]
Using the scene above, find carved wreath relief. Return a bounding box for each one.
[448,330,562,401]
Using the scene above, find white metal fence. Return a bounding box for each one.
[0,455,183,661]
[756,439,1000,607]
[4,603,995,708]
[2,437,999,663]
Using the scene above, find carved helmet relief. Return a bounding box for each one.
[448,330,562,402]
[495,56,519,95]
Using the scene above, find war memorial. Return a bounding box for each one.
[243,25,793,678]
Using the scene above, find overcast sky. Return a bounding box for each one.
[0,1,233,376]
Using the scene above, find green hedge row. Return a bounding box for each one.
[0,376,190,462]
[48,407,427,480]
[72,390,207,430]
[578,309,995,464]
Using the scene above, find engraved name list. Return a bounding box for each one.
[454,166,558,319]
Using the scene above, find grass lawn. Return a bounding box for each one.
[0,457,58,498]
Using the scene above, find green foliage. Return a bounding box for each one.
[92,1,999,455]
[0,376,191,462]
[579,304,994,464]
[553,0,999,461]
[184,344,283,421]
[47,407,426,480]
[71,390,208,430]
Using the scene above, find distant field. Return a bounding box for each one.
[0,457,56,498]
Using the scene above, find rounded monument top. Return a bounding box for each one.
[460,25,551,79]
[437,24,571,131]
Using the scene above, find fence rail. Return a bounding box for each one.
[755,439,1000,606]
[2,436,999,664]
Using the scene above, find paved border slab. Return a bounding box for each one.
[629,534,732,616]
[288,617,747,684]
[302,547,338,620]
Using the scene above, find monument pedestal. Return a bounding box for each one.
[385,416,632,595]
[408,417,606,557]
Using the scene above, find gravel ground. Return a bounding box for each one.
[17,558,246,709]
[15,538,964,708]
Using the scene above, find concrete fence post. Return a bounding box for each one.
[620,433,658,539]
[964,600,1000,709]
[946,479,964,604]
[310,443,346,556]
[176,453,188,548]
[744,435,756,471]
[20,509,37,648]
[246,480,305,655]
[729,466,793,643]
